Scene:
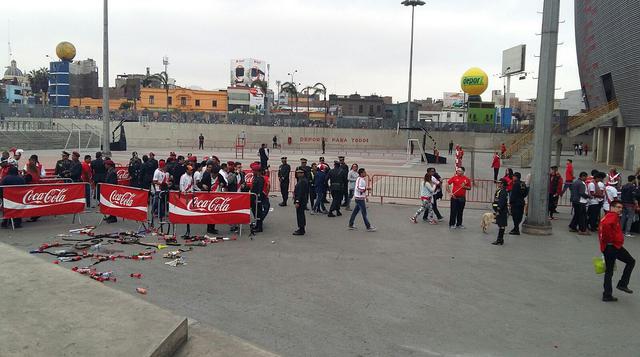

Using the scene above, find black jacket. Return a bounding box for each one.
[91,158,106,183]
[294,177,309,205]
[55,159,72,178]
[69,159,82,182]
[509,180,528,206]
[620,183,637,204]
[328,167,344,191]
[570,179,588,203]
[493,188,509,227]
[278,163,291,182]
[105,168,118,185]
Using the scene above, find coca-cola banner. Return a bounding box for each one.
[168,192,251,224]
[115,166,131,186]
[99,183,149,222]
[1,183,86,219]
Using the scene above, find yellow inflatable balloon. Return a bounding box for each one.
[56,41,76,62]
[461,67,489,96]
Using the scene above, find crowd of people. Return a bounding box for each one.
[1,142,636,302]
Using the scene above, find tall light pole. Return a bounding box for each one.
[402,0,425,153]
[102,0,111,155]
[522,0,561,236]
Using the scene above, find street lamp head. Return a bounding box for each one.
[401,0,426,6]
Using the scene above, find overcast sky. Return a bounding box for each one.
[2,0,580,102]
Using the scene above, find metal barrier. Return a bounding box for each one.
[369,174,572,207]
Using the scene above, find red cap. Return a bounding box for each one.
[250,162,261,171]
[188,156,197,162]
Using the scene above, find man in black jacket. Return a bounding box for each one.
[55,151,72,178]
[492,178,509,245]
[128,152,142,188]
[104,160,118,223]
[296,158,312,210]
[69,152,83,183]
[258,144,269,170]
[293,169,309,236]
[327,161,344,217]
[339,156,349,207]
[278,157,291,206]
[569,171,590,234]
[509,172,528,235]
[91,152,106,200]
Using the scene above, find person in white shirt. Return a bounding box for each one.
[346,164,359,211]
[193,164,203,191]
[180,165,195,237]
[410,172,436,224]
[586,172,605,232]
[602,179,620,213]
[152,160,170,221]
[348,168,376,232]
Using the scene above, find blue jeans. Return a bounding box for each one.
[349,199,371,229]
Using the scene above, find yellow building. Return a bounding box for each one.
[71,87,228,113]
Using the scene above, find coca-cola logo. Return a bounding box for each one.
[187,196,231,213]
[23,189,68,205]
[116,168,130,180]
[109,190,136,207]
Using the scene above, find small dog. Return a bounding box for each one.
[481,212,496,233]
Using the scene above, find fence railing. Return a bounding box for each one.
[368,174,571,207]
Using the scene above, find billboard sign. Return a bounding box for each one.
[230,58,267,87]
[502,45,526,75]
[443,92,465,108]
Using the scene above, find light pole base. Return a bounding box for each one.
[522,221,553,236]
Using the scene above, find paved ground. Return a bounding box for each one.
[3,200,639,357]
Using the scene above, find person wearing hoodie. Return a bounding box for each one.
[599,200,635,302]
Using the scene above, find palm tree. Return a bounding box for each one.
[280,82,298,117]
[299,86,315,119]
[312,83,327,125]
[250,79,268,114]
[27,68,49,104]
[151,71,170,113]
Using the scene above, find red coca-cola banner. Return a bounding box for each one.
[99,183,149,222]
[168,192,251,224]
[115,166,130,186]
[1,183,86,219]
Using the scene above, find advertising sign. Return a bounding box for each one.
[168,192,251,224]
[99,183,149,222]
[230,58,267,87]
[443,92,465,108]
[1,183,86,219]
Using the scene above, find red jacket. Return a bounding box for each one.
[599,212,624,252]
[548,173,563,195]
[565,163,574,182]
[491,155,500,169]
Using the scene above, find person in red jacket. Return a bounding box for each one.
[599,200,635,302]
[491,152,501,182]
[562,159,574,195]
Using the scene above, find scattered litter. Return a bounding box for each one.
[165,257,186,267]
[163,250,182,259]
[136,287,147,295]
[271,241,276,244]
[130,273,143,279]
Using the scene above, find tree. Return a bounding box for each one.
[27,68,49,103]
[280,82,298,116]
[150,71,170,112]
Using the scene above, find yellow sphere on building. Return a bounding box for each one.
[460,67,489,96]
[56,41,76,62]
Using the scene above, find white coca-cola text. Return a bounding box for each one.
[187,196,231,212]
[116,169,130,180]
[23,189,68,205]
[109,191,136,207]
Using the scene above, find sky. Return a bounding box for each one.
[2,0,581,102]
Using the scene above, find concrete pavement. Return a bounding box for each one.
[2,199,639,356]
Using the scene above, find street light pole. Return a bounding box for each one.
[402,0,425,155]
[102,0,111,156]
[522,0,561,236]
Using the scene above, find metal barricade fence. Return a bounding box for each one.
[369,174,572,207]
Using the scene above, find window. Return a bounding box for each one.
[376,105,381,114]
[180,97,187,106]
[447,112,451,119]
[369,105,374,115]
[195,99,200,107]
[212,100,217,108]
[167,96,172,105]
[14,89,21,95]
[358,104,363,113]
[149,95,154,104]
[601,73,616,102]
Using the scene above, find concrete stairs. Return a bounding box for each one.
[504,100,620,168]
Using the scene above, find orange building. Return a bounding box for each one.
[71,87,228,113]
